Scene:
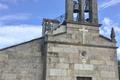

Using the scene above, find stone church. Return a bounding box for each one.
[0,0,119,80]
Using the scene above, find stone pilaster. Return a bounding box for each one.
[91,0,98,24]
[79,0,84,23]
[66,0,73,22]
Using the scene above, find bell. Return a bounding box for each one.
[84,0,90,12]
[73,1,79,13]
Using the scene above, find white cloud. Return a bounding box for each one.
[1,0,39,4]
[0,13,32,21]
[100,0,120,9]
[0,25,42,48]
[100,17,120,38]
[100,17,120,59]
[117,48,120,60]
[0,3,8,10]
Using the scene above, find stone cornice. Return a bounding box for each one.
[47,41,118,49]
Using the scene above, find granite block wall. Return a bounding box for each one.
[0,38,45,80]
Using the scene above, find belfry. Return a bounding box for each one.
[42,0,119,80]
[66,0,98,25]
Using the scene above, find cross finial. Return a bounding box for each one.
[111,27,116,42]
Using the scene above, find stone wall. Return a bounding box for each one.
[46,23,119,80]
[47,43,118,80]
[0,38,45,80]
[0,23,118,80]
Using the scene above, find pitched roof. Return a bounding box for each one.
[0,36,44,51]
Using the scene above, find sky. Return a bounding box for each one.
[0,0,120,59]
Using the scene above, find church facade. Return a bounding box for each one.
[0,0,119,80]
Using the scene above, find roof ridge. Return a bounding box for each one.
[0,36,44,51]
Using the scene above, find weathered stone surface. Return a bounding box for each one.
[49,63,69,69]
[74,64,94,70]
[53,25,66,35]
[50,69,67,76]
[46,23,118,80]
[0,39,45,80]
[101,71,116,78]
[0,54,8,62]
[90,60,105,65]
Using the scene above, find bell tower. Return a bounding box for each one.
[66,0,98,25]
[43,0,119,80]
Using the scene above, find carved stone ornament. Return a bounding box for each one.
[81,51,88,64]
